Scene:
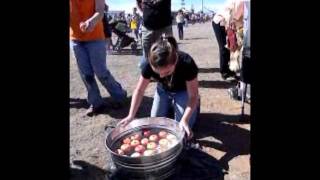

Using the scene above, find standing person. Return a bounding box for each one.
[176,10,185,40]
[239,0,251,98]
[103,4,113,52]
[227,0,250,114]
[133,6,143,45]
[200,11,204,23]
[212,0,240,80]
[184,13,188,28]
[119,36,199,139]
[119,12,126,21]
[70,0,127,116]
[130,14,139,40]
[136,0,173,69]
[191,14,196,25]
[126,14,132,29]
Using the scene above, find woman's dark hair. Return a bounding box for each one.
[148,36,178,68]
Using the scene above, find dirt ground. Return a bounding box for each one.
[70,22,250,180]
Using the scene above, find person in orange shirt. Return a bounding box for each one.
[70,0,127,116]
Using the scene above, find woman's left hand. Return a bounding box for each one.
[179,120,193,140]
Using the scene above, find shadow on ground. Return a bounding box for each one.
[198,80,237,89]
[70,98,90,109]
[198,67,220,73]
[192,113,250,171]
[184,37,208,40]
[106,148,225,180]
[70,96,153,119]
[71,160,108,180]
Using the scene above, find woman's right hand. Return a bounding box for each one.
[118,116,134,127]
[179,120,194,140]
[79,20,94,33]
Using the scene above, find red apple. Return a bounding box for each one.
[143,149,155,156]
[166,133,177,142]
[158,130,167,139]
[146,142,157,150]
[149,134,159,142]
[140,138,149,145]
[130,139,140,147]
[134,145,146,153]
[131,152,141,157]
[116,149,124,155]
[130,133,142,141]
[120,144,131,153]
[159,138,169,147]
[143,130,151,137]
[123,137,131,144]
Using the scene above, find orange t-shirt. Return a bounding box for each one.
[70,0,106,41]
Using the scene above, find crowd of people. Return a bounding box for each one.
[189,12,212,24]
[103,6,214,46]
[70,0,251,138]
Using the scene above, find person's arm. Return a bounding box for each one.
[118,76,150,126]
[219,0,234,29]
[179,77,199,139]
[233,1,244,21]
[136,0,143,12]
[232,0,244,30]
[80,0,104,32]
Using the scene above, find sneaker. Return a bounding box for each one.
[85,104,107,116]
[222,72,238,82]
[228,87,241,101]
[227,71,237,77]
[221,73,228,80]
[225,76,236,82]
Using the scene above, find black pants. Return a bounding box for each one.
[241,56,251,84]
[212,21,234,77]
[177,23,184,40]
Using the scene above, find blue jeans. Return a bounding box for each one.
[151,85,198,128]
[71,40,126,108]
[139,55,148,70]
[177,23,184,40]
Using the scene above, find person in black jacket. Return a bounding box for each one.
[136,0,173,69]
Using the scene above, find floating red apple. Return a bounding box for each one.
[130,133,142,141]
[122,137,131,144]
[158,130,167,139]
[131,152,141,157]
[130,139,140,147]
[134,145,146,153]
[120,143,131,153]
[143,149,155,156]
[147,142,157,150]
[159,138,169,148]
[143,130,151,137]
[116,149,124,155]
[140,138,149,146]
[149,134,159,142]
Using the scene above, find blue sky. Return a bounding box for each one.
[106,0,226,14]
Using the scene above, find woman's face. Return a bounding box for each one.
[151,63,176,78]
